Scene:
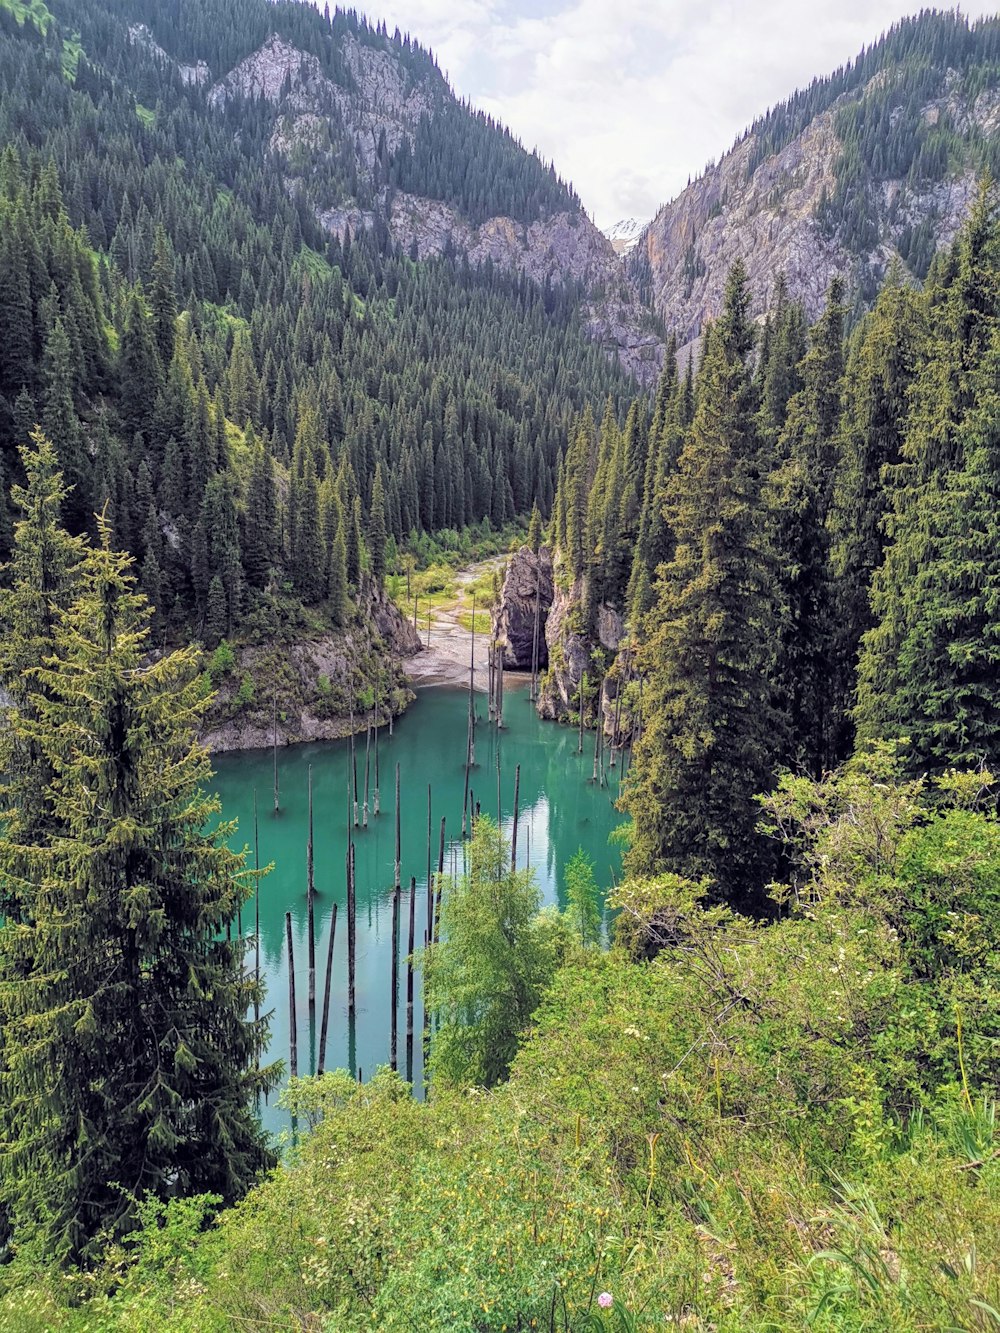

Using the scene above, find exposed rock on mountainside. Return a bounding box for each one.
[605,217,646,257]
[206,33,662,381]
[130,24,211,86]
[202,582,421,754]
[629,35,1000,348]
[537,567,623,723]
[493,547,553,671]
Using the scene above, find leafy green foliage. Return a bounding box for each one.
[7,760,1000,1327]
[422,815,568,1088]
[565,847,602,947]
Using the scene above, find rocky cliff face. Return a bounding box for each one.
[536,564,624,724]
[628,72,998,350]
[493,546,553,671]
[205,33,661,381]
[201,581,421,753]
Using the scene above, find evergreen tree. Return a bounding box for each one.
[856,193,1000,771]
[322,480,348,625]
[624,265,782,909]
[149,227,177,368]
[118,289,161,444]
[527,502,543,553]
[767,278,846,774]
[369,460,388,588]
[205,573,228,645]
[828,266,922,758]
[0,431,84,912]
[0,519,275,1263]
[241,434,276,590]
[41,317,90,533]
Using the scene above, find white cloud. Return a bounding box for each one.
[345,1,999,228]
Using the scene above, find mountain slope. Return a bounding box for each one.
[124,1,663,382]
[629,10,1000,346]
[0,0,651,673]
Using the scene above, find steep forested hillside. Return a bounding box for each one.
[542,181,1000,916]
[0,0,642,647]
[629,9,1000,347]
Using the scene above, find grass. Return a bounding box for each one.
[0,0,83,79]
[388,556,505,641]
[0,0,54,32]
[135,104,155,128]
[458,609,492,634]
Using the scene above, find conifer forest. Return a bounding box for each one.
[2,1,1000,1329]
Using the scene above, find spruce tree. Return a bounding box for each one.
[149,227,177,368]
[828,265,921,758]
[856,193,1000,771]
[624,264,782,909]
[41,317,90,533]
[0,431,84,912]
[369,460,388,589]
[0,518,275,1263]
[767,278,846,774]
[526,501,543,553]
[118,289,161,444]
[241,433,276,590]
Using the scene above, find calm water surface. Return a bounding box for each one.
[210,682,625,1136]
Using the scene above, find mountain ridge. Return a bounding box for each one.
[628,10,1000,348]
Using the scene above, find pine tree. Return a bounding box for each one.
[624,265,782,909]
[767,278,846,774]
[0,519,275,1263]
[856,193,1000,771]
[118,289,161,444]
[241,433,276,590]
[149,227,177,368]
[526,501,543,553]
[0,211,34,400]
[322,480,348,625]
[205,573,228,645]
[828,265,921,759]
[369,460,388,588]
[41,317,90,533]
[0,431,84,911]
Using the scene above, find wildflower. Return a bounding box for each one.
[597,1292,613,1309]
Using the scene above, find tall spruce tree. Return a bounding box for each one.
[858,187,1000,773]
[624,263,783,909]
[0,516,275,1263]
[0,431,84,913]
[856,189,1000,771]
[767,278,846,774]
[369,460,388,588]
[828,265,922,758]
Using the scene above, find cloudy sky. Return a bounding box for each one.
[346,1,998,229]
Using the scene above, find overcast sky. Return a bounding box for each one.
[346,1,998,229]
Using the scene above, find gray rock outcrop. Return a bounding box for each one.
[628,70,996,353]
[493,546,553,671]
[201,580,421,754]
[205,32,662,382]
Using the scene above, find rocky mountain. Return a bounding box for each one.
[628,11,1000,349]
[604,217,646,257]
[129,6,662,382]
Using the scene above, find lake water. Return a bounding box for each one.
[210,681,626,1136]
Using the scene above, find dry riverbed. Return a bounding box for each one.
[398,556,510,692]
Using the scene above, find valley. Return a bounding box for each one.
[1,2,1000,1329]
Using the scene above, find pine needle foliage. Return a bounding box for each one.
[0,501,275,1264]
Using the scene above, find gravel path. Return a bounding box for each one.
[404,557,507,692]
